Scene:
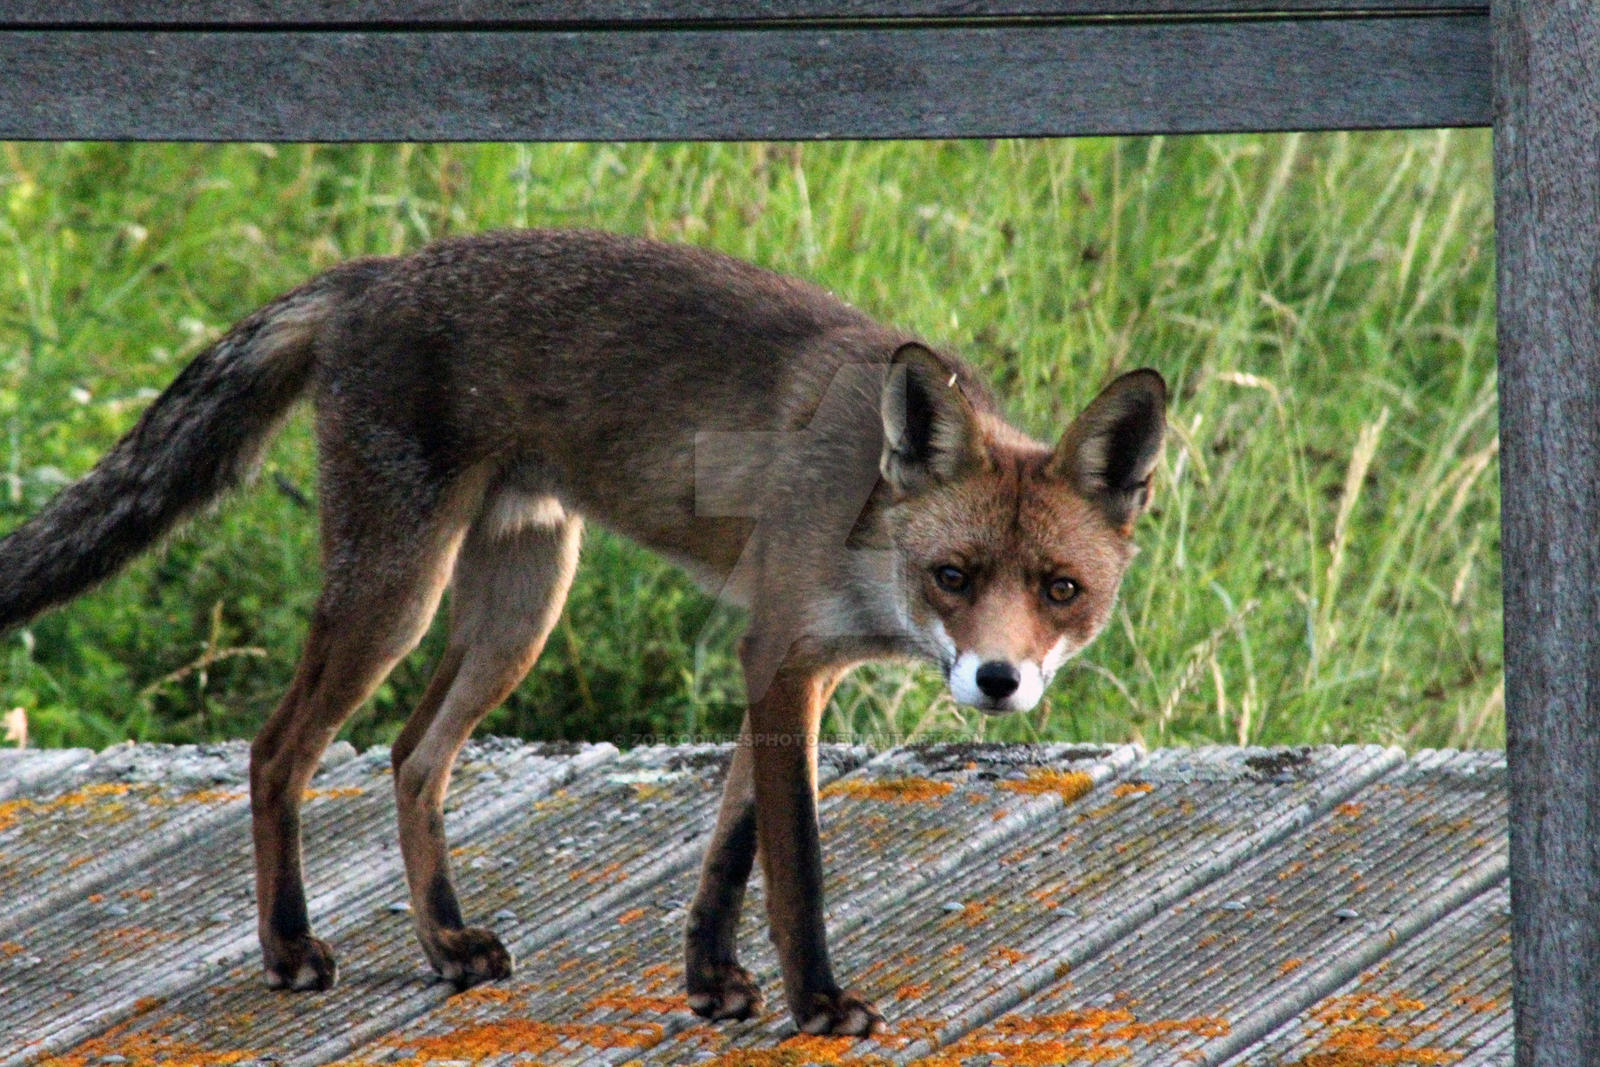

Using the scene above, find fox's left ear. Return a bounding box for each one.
[1051,368,1168,531]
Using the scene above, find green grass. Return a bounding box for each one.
[0,135,1500,753]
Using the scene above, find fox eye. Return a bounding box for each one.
[1046,577,1080,604]
[934,565,970,593]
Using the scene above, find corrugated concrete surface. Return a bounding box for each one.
[0,742,1508,1065]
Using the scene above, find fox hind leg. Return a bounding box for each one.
[391,505,582,988]
[250,487,471,992]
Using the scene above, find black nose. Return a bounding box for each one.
[975,661,1021,700]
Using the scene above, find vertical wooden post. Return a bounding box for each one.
[1494,2,1600,1062]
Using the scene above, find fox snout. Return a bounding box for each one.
[946,653,1047,713]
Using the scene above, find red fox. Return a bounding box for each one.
[0,229,1164,1036]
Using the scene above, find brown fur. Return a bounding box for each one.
[0,229,1164,1034]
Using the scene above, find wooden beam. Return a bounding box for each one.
[0,1,1488,25]
[1494,2,1600,1063]
[0,16,1487,141]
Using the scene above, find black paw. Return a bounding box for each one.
[795,988,883,1036]
[264,934,338,992]
[429,926,515,989]
[687,960,765,1021]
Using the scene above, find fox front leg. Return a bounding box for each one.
[745,656,882,1037]
[685,722,763,1020]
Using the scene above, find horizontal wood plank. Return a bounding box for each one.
[0,17,1488,142]
[0,2,1490,28]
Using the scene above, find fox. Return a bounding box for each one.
[0,229,1164,1036]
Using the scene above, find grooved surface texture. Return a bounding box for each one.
[0,742,1509,1065]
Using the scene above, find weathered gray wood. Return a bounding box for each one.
[1493,3,1600,1064]
[0,1,1486,24]
[0,17,1488,142]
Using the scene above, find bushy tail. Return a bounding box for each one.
[0,280,340,631]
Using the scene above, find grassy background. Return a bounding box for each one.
[0,135,1501,753]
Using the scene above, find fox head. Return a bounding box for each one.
[880,344,1166,714]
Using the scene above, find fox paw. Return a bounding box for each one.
[264,935,338,992]
[429,926,514,989]
[796,989,883,1037]
[687,961,764,1021]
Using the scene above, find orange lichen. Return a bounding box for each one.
[988,946,1030,966]
[0,783,136,833]
[1002,769,1096,804]
[1291,990,1465,1067]
[583,992,686,1014]
[913,1007,1231,1066]
[176,789,245,805]
[699,1034,894,1066]
[1280,958,1306,976]
[36,998,256,1067]
[896,983,932,1000]
[302,786,365,801]
[450,984,519,1006]
[1312,994,1427,1024]
[0,941,24,956]
[944,898,994,927]
[618,907,649,925]
[994,1009,1135,1033]
[96,927,179,952]
[383,1018,665,1062]
[1452,994,1499,1014]
[1107,1017,1230,1040]
[822,777,956,803]
[1336,802,1365,817]
[1111,783,1155,798]
[1289,1025,1463,1066]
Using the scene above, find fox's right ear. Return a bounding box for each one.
[880,343,990,495]
[1051,368,1168,532]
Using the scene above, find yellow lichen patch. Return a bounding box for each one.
[993,1009,1135,1034]
[383,1018,665,1062]
[1451,994,1499,1014]
[302,786,365,801]
[1312,994,1428,1024]
[583,992,686,1014]
[700,1033,894,1066]
[571,860,627,884]
[919,1007,1231,1066]
[821,777,955,803]
[1291,991,1464,1067]
[1111,783,1155,799]
[36,998,257,1067]
[449,984,519,1006]
[1288,1025,1463,1066]
[1001,770,1096,804]
[0,783,137,833]
[921,1037,1133,1065]
[1107,1017,1230,1040]
[532,788,578,812]
[175,788,245,805]
[96,926,179,952]
[943,897,994,928]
